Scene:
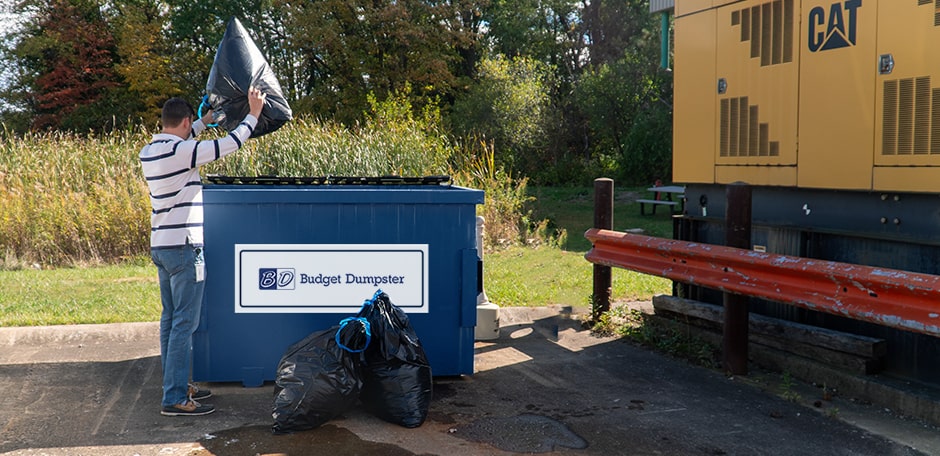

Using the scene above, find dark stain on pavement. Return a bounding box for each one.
[198,424,421,456]
[453,413,588,453]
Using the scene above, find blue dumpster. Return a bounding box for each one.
[193,176,484,386]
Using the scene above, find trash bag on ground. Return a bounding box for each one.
[205,17,292,138]
[356,290,433,428]
[271,317,371,434]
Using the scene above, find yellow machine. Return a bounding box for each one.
[674,0,940,192]
[668,0,940,387]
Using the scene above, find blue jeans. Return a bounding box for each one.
[151,245,205,407]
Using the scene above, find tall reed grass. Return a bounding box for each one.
[0,127,151,267]
[0,100,534,268]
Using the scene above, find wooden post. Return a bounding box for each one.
[723,182,752,375]
[592,178,613,322]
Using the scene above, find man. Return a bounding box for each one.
[140,87,266,416]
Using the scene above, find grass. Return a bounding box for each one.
[0,257,160,326]
[525,185,675,252]
[479,184,675,308]
[483,245,670,308]
[0,185,674,326]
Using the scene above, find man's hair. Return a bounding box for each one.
[161,97,195,128]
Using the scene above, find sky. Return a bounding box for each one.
[0,0,22,36]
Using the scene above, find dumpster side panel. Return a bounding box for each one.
[194,186,483,384]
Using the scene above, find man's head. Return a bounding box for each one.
[161,97,195,130]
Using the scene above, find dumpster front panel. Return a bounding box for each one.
[194,184,483,385]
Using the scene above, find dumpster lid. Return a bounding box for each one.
[205,175,451,186]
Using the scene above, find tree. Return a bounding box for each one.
[575,51,672,185]
[448,0,490,85]
[165,0,280,103]
[450,55,556,176]
[11,0,123,131]
[573,0,668,184]
[483,0,587,83]
[274,0,468,124]
[112,0,178,127]
[581,0,657,67]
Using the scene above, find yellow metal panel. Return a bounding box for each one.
[714,0,799,177]
[715,165,796,185]
[712,0,744,8]
[797,0,876,190]
[673,11,718,184]
[873,167,940,193]
[676,0,715,17]
[873,0,940,192]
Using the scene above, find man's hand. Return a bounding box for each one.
[248,86,266,118]
[199,108,214,127]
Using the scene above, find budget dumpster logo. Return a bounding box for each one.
[808,0,861,52]
[258,268,295,290]
[234,244,429,314]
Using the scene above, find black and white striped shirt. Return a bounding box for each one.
[140,115,258,249]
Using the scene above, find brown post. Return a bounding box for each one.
[723,182,752,375]
[592,178,614,322]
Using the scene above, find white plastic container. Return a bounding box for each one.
[475,301,500,340]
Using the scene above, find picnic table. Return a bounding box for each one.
[637,185,685,215]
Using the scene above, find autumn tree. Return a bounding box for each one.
[12,0,124,131]
[112,0,180,127]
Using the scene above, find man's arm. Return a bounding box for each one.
[190,87,266,167]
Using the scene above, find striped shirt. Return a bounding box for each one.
[140,115,258,249]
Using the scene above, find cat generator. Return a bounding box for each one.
[670,0,940,385]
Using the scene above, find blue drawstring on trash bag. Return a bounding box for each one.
[336,317,371,353]
[197,95,218,128]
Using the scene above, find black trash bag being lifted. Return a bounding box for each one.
[356,290,433,428]
[205,17,292,138]
[271,317,371,434]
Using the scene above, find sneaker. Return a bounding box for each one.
[161,400,215,416]
[188,383,212,401]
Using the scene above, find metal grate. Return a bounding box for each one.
[204,175,452,186]
[734,0,793,66]
[882,76,940,156]
[720,96,779,157]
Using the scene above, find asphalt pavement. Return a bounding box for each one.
[1,305,939,455]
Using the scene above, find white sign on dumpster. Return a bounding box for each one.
[234,244,429,313]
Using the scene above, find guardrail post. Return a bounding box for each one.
[592,178,614,322]
[723,182,752,375]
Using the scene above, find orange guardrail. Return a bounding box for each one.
[584,228,940,337]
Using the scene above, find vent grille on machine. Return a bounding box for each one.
[882,77,939,155]
[730,0,794,67]
[720,97,779,157]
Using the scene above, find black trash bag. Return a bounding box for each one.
[356,290,433,428]
[205,17,292,138]
[271,317,371,434]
